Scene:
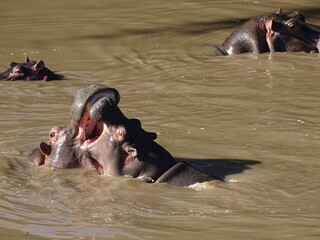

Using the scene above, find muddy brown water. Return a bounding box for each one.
[0,0,319,239]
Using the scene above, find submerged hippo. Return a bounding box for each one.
[0,56,63,81]
[216,8,320,55]
[31,84,218,186]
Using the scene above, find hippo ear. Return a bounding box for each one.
[147,131,157,140]
[39,142,51,156]
[34,60,45,71]
[126,146,137,158]
[29,148,46,166]
[25,56,30,63]
[276,8,282,14]
[267,18,282,33]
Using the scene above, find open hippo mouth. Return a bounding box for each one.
[77,90,117,151]
[80,117,104,149]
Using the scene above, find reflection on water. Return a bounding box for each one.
[0,0,319,239]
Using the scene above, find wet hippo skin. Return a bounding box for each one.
[216,8,320,55]
[31,84,219,186]
[0,56,63,81]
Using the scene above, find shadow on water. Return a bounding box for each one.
[176,158,261,181]
[180,7,320,34]
[85,7,320,39]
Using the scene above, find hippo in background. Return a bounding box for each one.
[215,8,320,55]
[30,84,219,186]
[265,12,320,53]
[0,56,63,81]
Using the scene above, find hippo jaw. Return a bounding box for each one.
[76,96,142,176]
[80,118,137,160]
[69,86,119,149]
[73,86,120,147]
[78,108,133,176]
[71,91,122,175]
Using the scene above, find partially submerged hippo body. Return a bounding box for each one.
[31,84,218,186]
[216,8,320,55]
[0,56,63,81]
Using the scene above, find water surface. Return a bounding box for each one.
[0,0,319,239]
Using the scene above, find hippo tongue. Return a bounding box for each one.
[81,136,99,150]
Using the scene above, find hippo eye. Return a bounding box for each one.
[50,132,56,138]
[286,19,298,30]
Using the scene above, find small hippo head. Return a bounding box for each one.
[36,125,81,168]
[31,124,105,173]
[0,56,63,81]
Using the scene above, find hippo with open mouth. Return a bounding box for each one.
[31,84,218,186]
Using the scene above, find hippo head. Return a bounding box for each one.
[0,56,63,81]
[30,84,120,174]
[71,84,176,181]
[219,8,320,55]
[32,125,81,168]
[31,124,104,173]
[69,84,121,164]
[265,9,320,53]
